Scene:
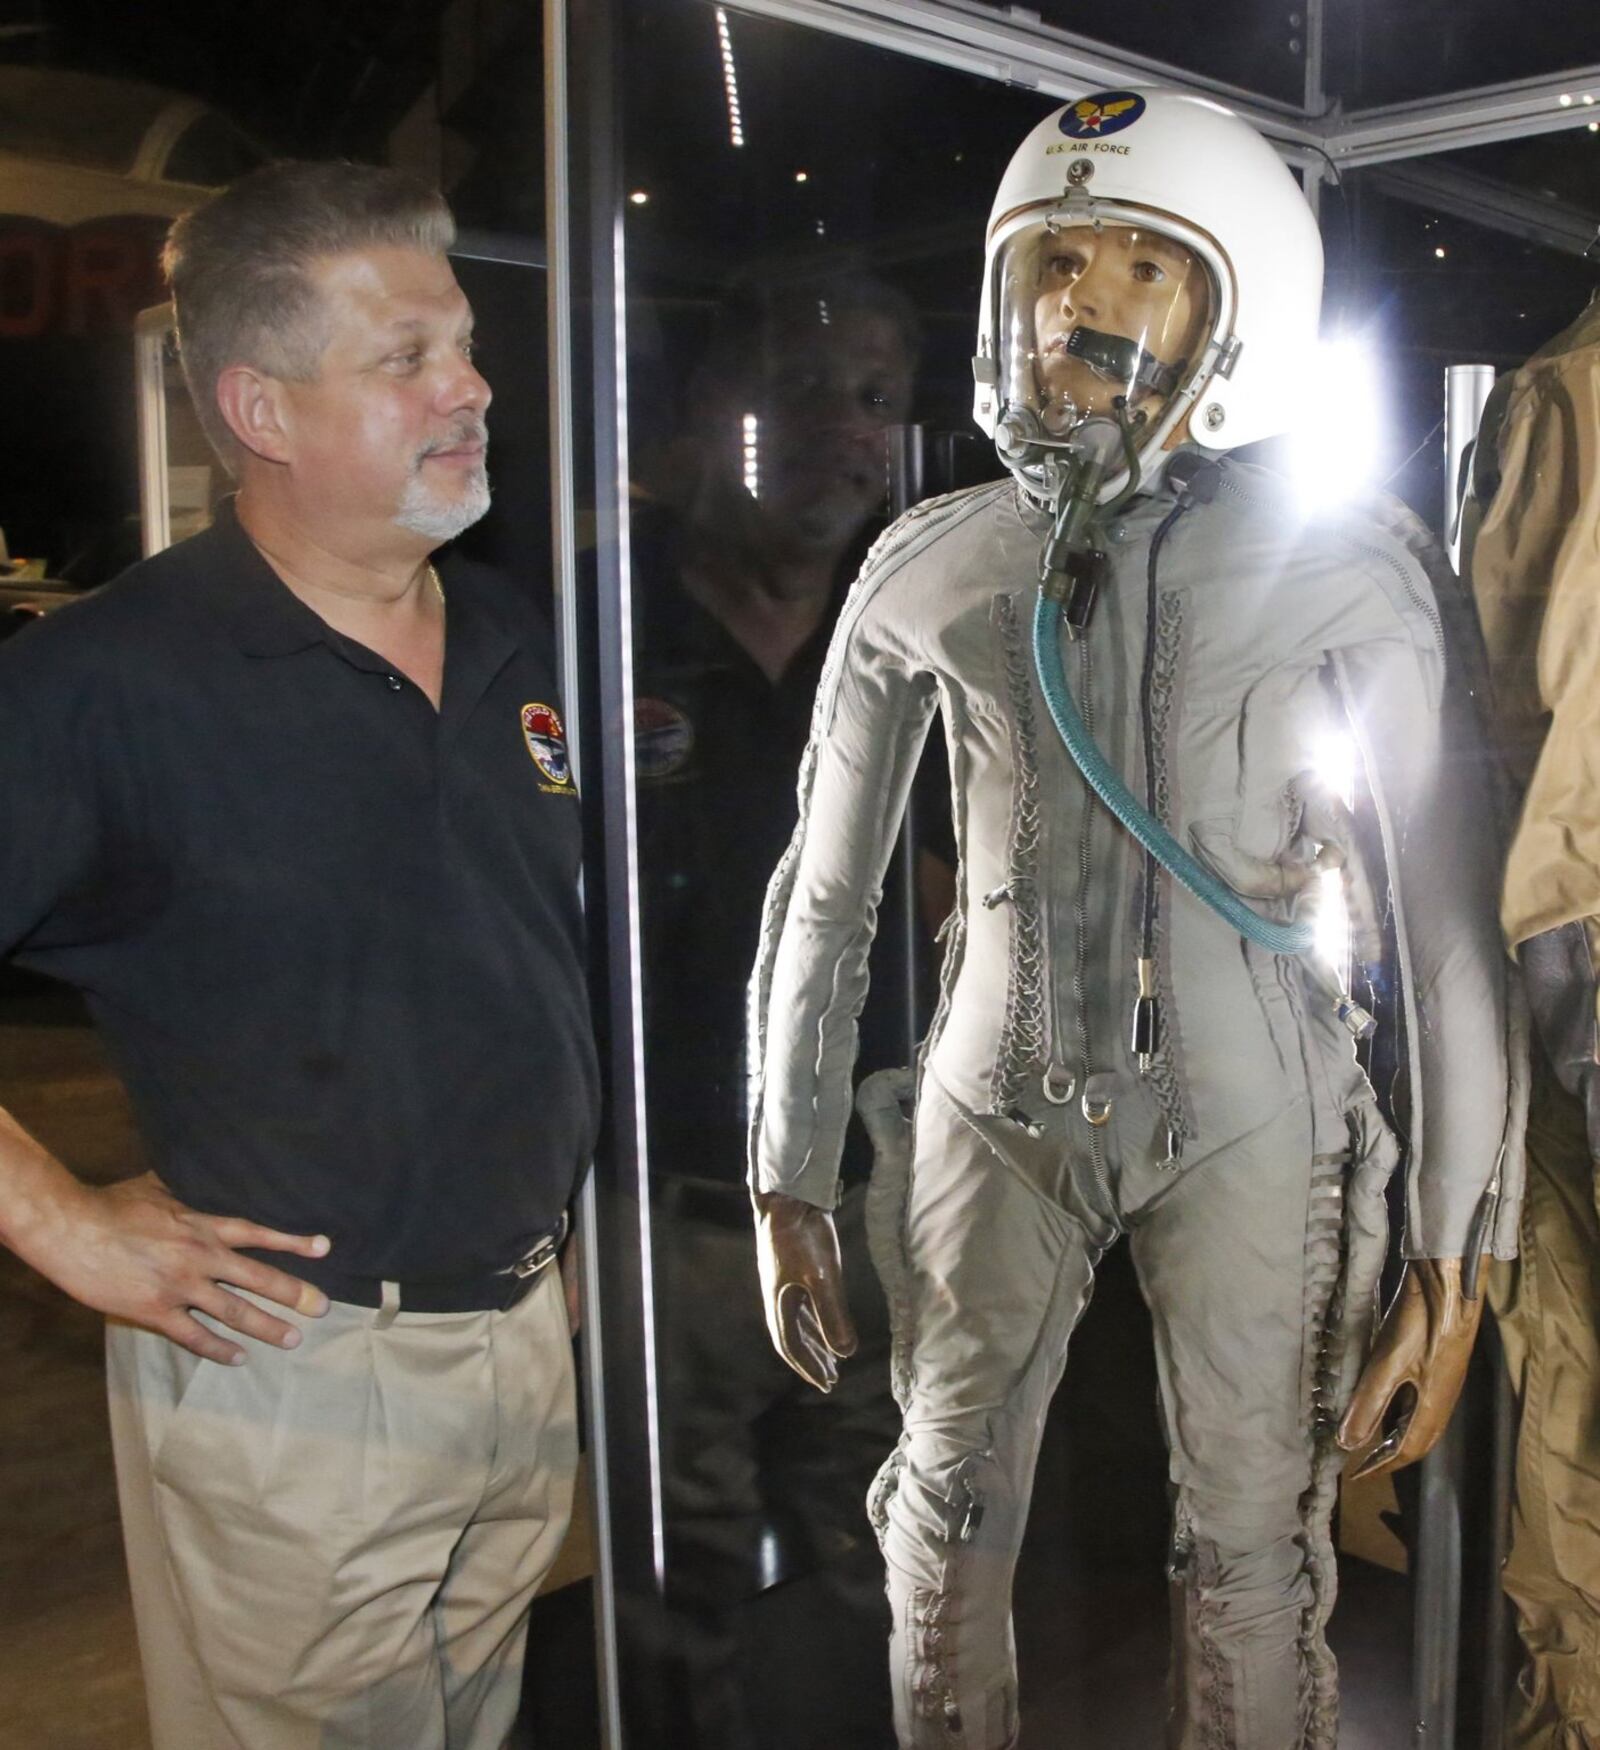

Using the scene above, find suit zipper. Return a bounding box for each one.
[1070,634,1110,1202]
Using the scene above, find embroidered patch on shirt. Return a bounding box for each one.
[522,702,574,791]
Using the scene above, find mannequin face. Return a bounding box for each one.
[1029,222,1209,418]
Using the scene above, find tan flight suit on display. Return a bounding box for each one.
[1472,288,1600,1749]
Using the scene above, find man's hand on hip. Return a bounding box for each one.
[2,1117,333,1365]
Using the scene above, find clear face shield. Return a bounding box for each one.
[992,215,1216,493]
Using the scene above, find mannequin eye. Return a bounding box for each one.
[1132,260,1168,285]
[1042,249,1087,280]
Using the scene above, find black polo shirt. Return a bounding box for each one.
[0,501,598,1280]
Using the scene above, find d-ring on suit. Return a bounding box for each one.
[747,90,1521,1749]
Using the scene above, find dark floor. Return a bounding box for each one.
[0,991,1415,1747]
[0,997,153,1750]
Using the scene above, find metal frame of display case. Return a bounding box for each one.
[547,1,681,1742]
[546,3,1590,1743]
[134,303,177,559]
[737,0,1600,249]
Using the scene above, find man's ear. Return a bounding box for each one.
[214,366,293,465]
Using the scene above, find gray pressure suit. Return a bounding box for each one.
[749,457,1520,1749]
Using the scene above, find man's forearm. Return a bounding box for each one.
[0,1103,93,1277]
[0,1100,334,1361]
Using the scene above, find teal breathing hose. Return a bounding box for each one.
[1031,592,1315,957]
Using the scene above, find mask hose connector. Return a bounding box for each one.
[1037,409,1141,630]
[1038,456,1108,596]
[1098,397,1147,521]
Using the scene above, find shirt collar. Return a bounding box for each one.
[196,497,340,659]
[189,499,525,724]
[194,499,514,685]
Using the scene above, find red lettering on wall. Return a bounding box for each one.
[0,218,165,339]
[64,230,144,334]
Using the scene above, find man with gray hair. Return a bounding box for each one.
[0,161,597,1748]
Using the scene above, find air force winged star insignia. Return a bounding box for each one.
[1075,98,1135,131]
[521,702,574,790]
[1059,91,1146,140]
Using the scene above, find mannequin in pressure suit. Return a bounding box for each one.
[749,89,1518,1749]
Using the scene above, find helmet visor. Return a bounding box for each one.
[995,219,1214,441]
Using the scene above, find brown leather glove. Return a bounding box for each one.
[753,1189,858,1393]
[1336,1256,1487,1480]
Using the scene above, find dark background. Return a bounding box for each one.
[3,0,1595,582]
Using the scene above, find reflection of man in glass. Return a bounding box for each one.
[648,281,919,675]
[632,276,941,1749]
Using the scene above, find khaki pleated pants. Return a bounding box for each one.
[106,1267,577,1750]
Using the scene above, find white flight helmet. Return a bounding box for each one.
[973,88,1323,503]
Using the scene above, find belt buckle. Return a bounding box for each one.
[502,1211,570,1282]
[508,1240,554,1280]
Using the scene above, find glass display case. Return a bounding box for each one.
[547,3,1600,1746]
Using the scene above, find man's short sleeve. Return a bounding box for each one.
[0,629,104,964]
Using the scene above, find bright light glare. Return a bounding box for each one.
[629,190,650,206]
[1314,731,1357,806]
[715,9,745,147]
[742,412,760,499]
[1289,333,1389,515]
[1312,731,1357,971]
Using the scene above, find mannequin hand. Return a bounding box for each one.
[1337,1257,1487,1480]
[753,1190,858,1392]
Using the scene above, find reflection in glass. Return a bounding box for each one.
[584,6,1600,1746]
[612,9,1112,1746]
[613,21,1052,1743]
[631,270,932,1750]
